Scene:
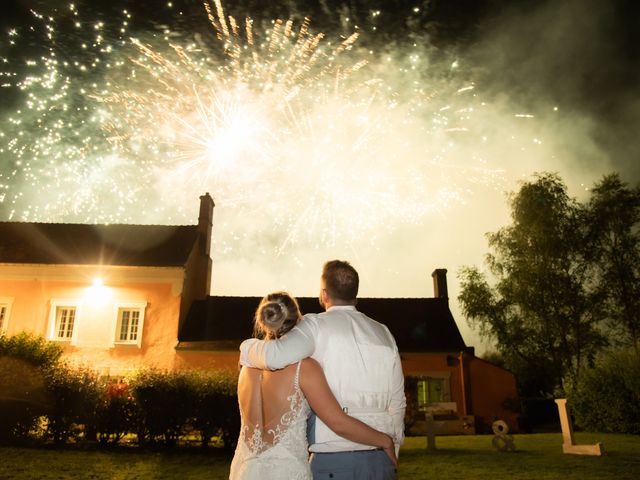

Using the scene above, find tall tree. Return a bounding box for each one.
[458,173,606,395]
[585,174,640,354]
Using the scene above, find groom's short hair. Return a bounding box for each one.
[322,260,359,303]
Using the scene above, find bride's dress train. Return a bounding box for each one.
[229,361,311,480]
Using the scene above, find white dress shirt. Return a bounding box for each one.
[240,305,406,454]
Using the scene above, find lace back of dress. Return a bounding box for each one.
[237,361,304,454]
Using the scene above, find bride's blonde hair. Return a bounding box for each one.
[254,292,302,340]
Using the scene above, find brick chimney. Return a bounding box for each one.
[179,194,214,334]
[432,268,448,300]
[198,193,214,256]
[197,193,214,294]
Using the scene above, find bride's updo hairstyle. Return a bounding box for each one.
[254,292,302,340]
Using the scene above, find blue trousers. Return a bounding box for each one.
[310,449,397,480]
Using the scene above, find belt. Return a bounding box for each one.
[310,448,382,456]
[341,406,387,414]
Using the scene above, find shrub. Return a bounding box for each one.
[518,397,560,432]
[191,369,239,450]
[568,348,640,434]
[130,369,239,449]
[1,332,242,449]
[131,369,198,447]
[43,364,101,444]
[0,356,50,443]
[94,380,137,445]
[0,332,63,443]
[0,332,63,369]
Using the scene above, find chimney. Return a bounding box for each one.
[178,194,214,335]
[198,193,215,255]
[432,268,448,300]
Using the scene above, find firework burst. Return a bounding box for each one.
[0,1,504,254]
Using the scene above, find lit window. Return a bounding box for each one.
[55,306,77,340]
[0,305,7,333]
[114,302,146,347]
[48,299,81,344]
[117,308,140,342]
[0,297,13,334]
[417,377,446,411]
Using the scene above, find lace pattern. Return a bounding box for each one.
[230,361,311,480]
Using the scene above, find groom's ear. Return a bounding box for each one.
[320,288,329,305]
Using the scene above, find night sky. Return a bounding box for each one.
[3,0,638,174]
[3,0,638,172]
[1,0,638,351]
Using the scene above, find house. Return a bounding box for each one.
[0,194,520,434]
[0,194,214,374]
[177,270,520,435]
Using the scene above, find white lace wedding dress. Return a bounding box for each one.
[229,361,311,480]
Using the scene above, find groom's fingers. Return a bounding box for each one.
[384,446,398,467]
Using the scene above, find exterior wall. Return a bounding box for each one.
[401,352,465,414]
[175,350,239,372]
[467,356,520,433]
[0,263,184,376]
[401,352,519,435]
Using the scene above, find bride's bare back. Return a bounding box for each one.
[230,362,311,479]
[237,363,302,450]
[230,358,396,480]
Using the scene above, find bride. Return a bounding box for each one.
[229,292,396,480]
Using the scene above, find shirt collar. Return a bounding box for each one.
[326,305,357,312]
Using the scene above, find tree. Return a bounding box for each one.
[568,347,640,434]
[458,173,606,396]
[585,173,640,354]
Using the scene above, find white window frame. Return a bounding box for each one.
[48,299,82,345]
[112,301,147,348]
[0,297,15,334]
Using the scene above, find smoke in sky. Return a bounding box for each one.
[212,0,640,353]
[468,0,639,181]
[0,0,637,352]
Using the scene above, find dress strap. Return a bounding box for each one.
[294,360,302,390]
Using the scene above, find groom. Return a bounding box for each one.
[240,260,405,479]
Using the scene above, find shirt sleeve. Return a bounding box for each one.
[239,315,318,370]
[388,345,406,456]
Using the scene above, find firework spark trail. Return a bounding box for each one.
[0,1,508,254]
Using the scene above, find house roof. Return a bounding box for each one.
[178,295,470,353]
[0,222,199,267]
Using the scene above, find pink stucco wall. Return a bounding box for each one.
[0,265,184,376]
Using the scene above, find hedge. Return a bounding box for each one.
[568,348,640,434]
[0,332,239,448]
[0,333,62,443]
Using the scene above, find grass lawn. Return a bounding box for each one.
[0,433,638,479]
[400,432,639,480]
